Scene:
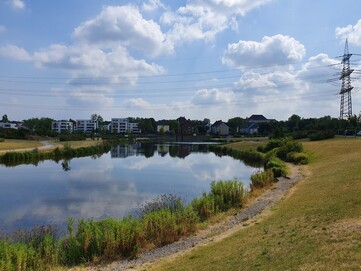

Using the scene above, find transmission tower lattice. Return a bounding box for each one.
[339,39,354,119]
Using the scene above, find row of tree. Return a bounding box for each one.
[1,113,361,139]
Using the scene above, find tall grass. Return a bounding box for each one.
[250,169,274,191]
[192,179,245,221]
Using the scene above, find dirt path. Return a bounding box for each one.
[73,166,304,271]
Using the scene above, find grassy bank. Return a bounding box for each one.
[0,141,111,167]
[146,138,361,270]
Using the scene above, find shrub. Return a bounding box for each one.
[192,179,245,221]
[265,156,287,177]
[308,130,335,141]
[287,152,309,165]
[250,169,274,191]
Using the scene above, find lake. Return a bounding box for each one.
[0,142,257,234]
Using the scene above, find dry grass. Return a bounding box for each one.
[53,139,103,149]
[0,139,42,151]
[144,138,361,271]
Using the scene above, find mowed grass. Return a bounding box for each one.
[53,139,104,149]
[0,139,42,151]
[0,138,103,153]
[144,138,361,271]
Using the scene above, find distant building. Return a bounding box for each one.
[52,120,74,133]
[156,120,170,133]
[111,118,140,134]
[239,115,271,134]
[75,119,98,133]
[0,122,19,129]
[211,120,230,136]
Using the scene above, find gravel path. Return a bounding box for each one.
[78,166,303,271]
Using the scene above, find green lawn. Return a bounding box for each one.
[144,138,361,270]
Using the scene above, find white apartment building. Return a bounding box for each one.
[111,118,140,134]
[52,120,74,133]
[75,120,98,133]
[0,122,18,129]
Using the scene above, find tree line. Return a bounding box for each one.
[1,113,360,140]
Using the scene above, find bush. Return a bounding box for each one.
[250,169,274,191]
[308,130,335,141]
[287,152,309,165]
[192,179,245,221]
[265,156,287,177]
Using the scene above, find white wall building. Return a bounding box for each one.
[75,120,98,133]
[111,118,140,134]
[52,120,74,133]
[0,122,18,129]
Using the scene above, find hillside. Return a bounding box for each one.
[143,138,361,270]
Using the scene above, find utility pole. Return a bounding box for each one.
[339,39,354,119]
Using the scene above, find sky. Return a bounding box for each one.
[1,0,361,122]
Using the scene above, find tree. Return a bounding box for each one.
[91,114,104,124]
[23,118,53,136]
[1,114,9,123]
[287,114,301,132]
[348,114,361,137]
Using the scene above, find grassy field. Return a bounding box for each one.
[143,138,361,271]
[53,139,104,149]
[0,138,103,152]
[0,139,43,151]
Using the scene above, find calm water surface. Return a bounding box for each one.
[0,143,256,233]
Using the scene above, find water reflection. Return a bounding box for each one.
[110,142,213,159]
[0,143,256,234]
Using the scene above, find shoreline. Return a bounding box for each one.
[75,165,304,271]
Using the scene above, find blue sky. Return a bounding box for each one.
[1,0,361,122]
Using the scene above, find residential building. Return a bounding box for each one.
[211,120,230,136]
[0,122,18,129]
[75,119,98,133]
[52,120,74,133]
[156,120,170,133]
[239,115,271,134]
[111,118,140,134]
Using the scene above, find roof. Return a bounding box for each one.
[212,120,228,128]
[157,120,169,126]
[249,115,268,121]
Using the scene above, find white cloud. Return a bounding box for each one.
[9,0,25,10]
[73,5,172,57]
[222,35,306,68]
[66,86,114,109]
[1,44,165,85]
[141,0,166,12]
[0,44,32,61]
[123,98,168,111]
[0,25,6,33]
[192,88,235,105]
[161,0,271,46]
[231,53,342,119]
[188,0,271,16]
[336,19,361,46]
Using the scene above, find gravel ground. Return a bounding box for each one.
[80,167,303,271]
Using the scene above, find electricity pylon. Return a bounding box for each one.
[339,39,353,119]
